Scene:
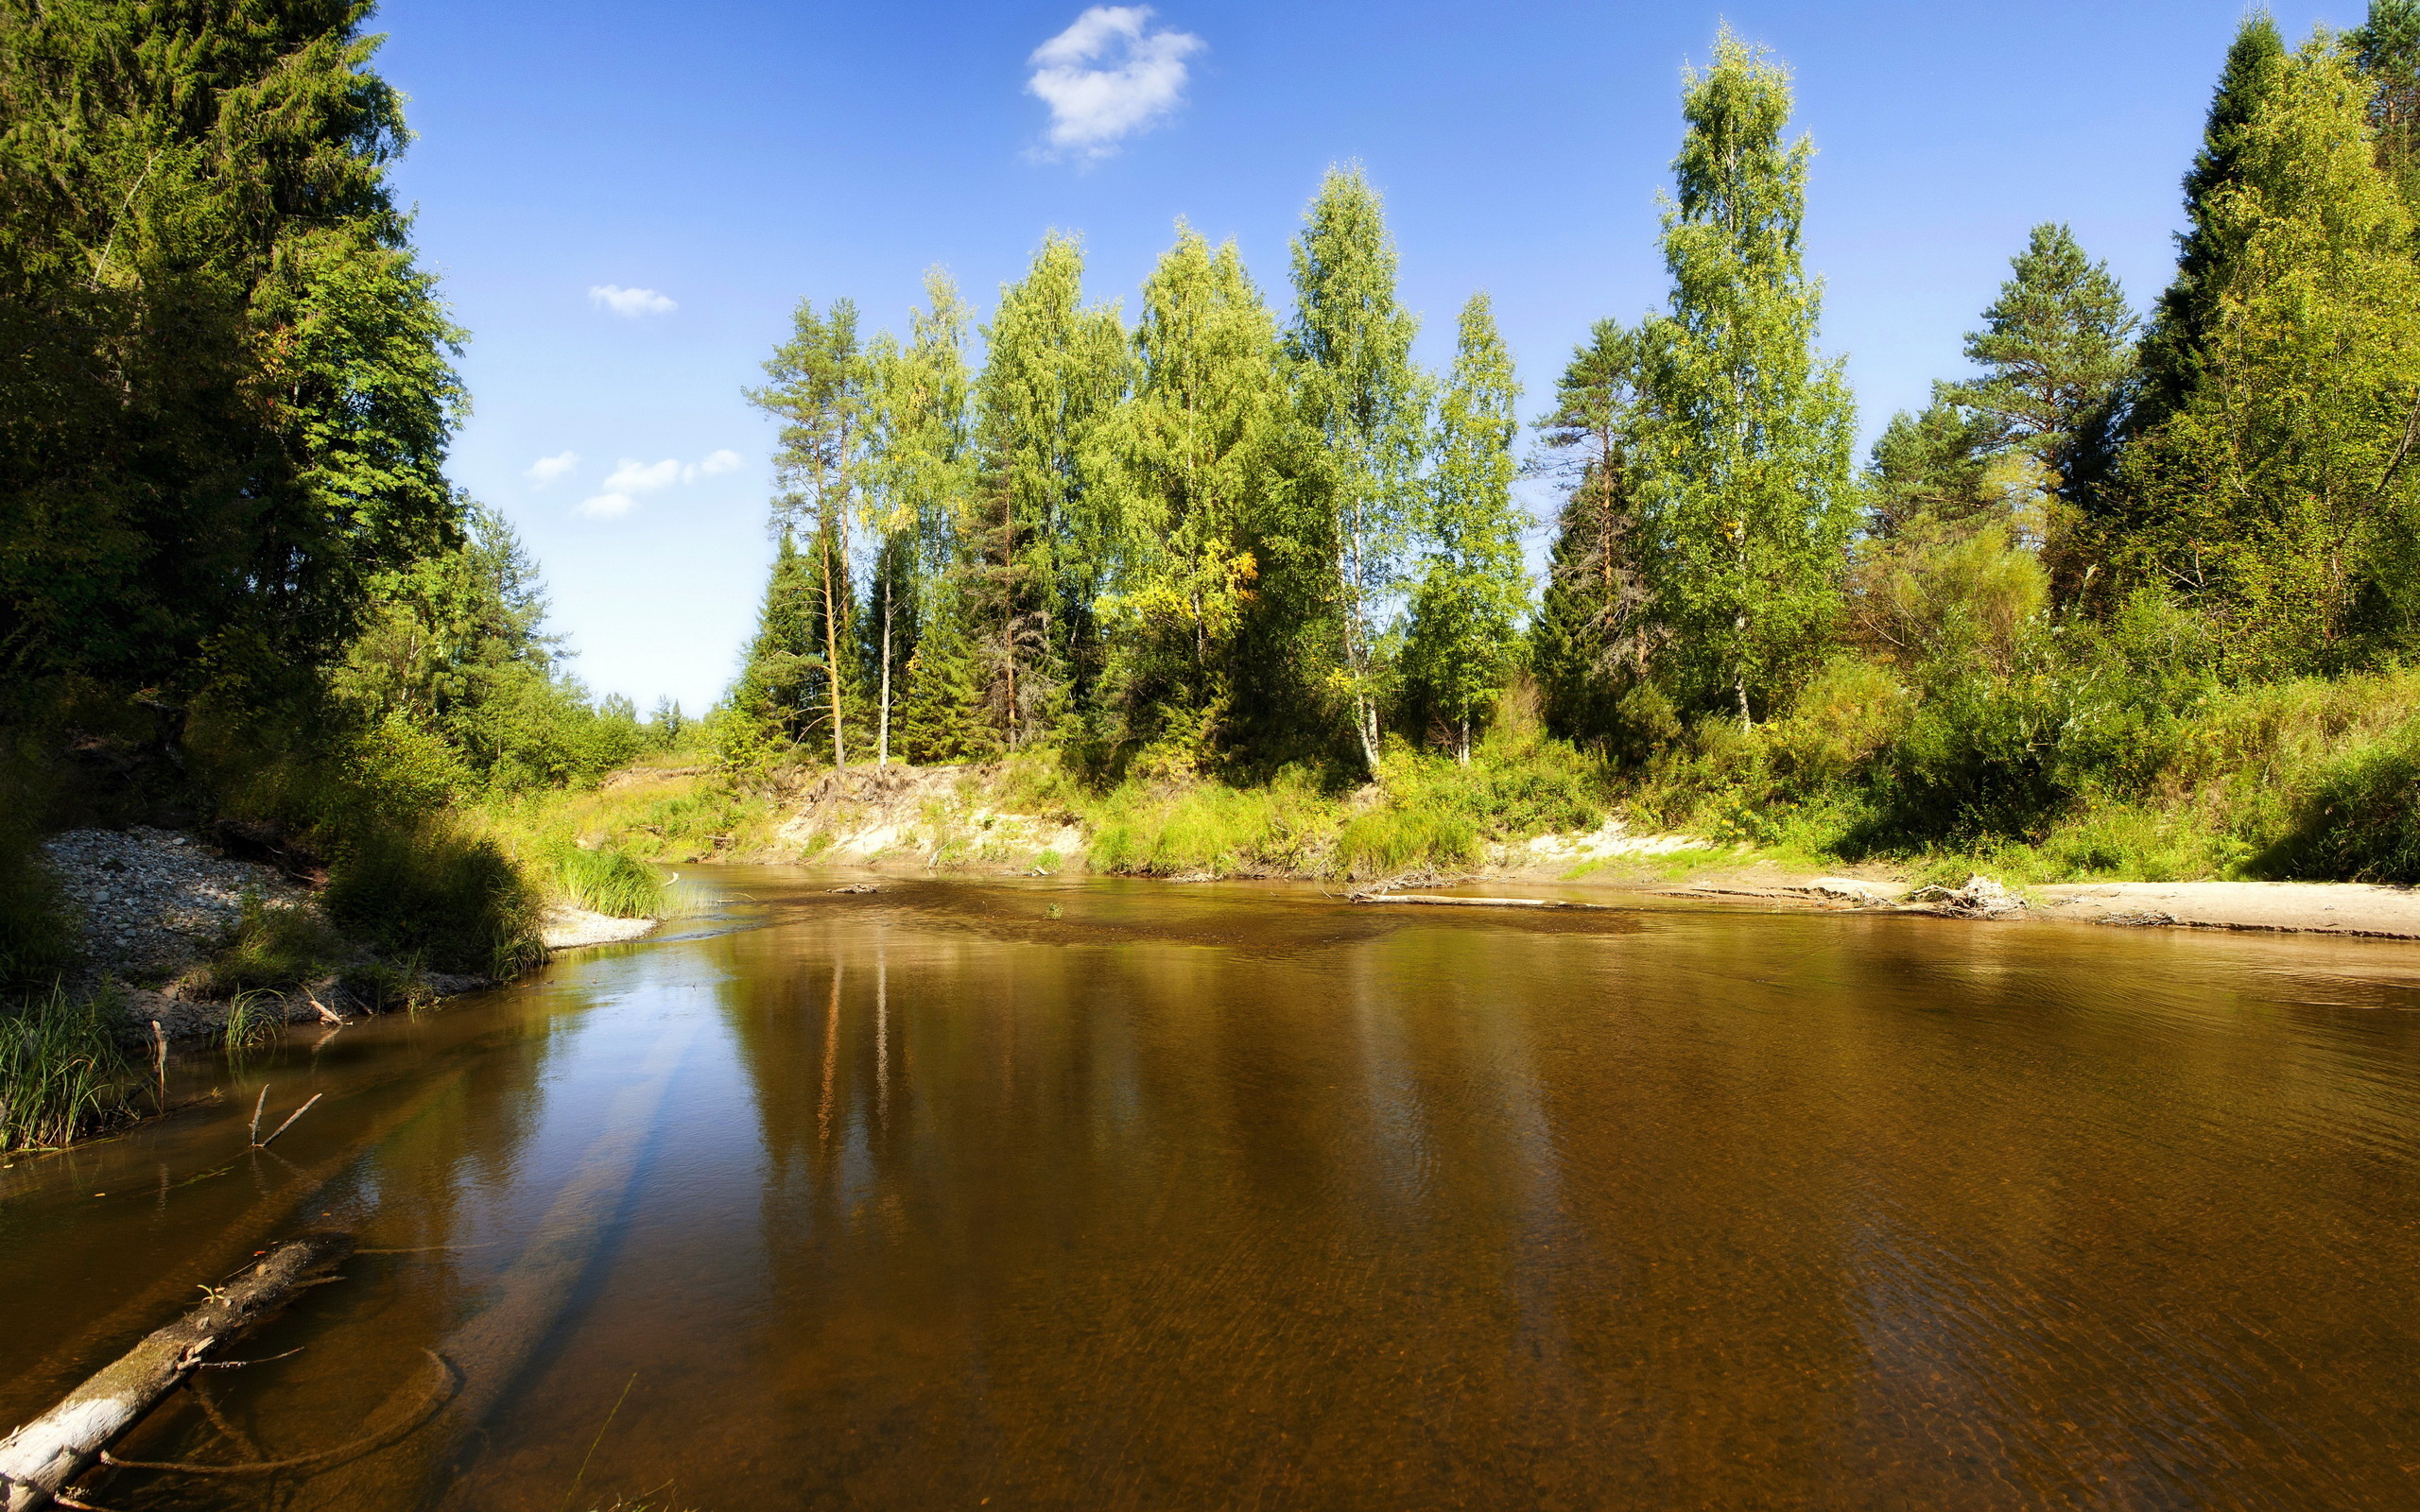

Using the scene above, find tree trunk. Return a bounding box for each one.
[878,570,892,767]
[1459,715,1470,766]
[0,1233,353,1511]
[821,530,847,772]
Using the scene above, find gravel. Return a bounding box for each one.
[40,826,312,982]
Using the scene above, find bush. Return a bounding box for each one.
[322,820,545,977]
[193,891,342,998]
[2255,721,2420,882]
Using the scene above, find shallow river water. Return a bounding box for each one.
[6,870,2420,1510]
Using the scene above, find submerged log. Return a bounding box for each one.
[0,1231,352,1512]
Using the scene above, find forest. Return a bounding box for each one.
[9,2,2420,992]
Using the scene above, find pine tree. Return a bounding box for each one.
[747,300,870,768]
[2129,15,2288,441]
[1100,222,1281,763]
[1530,319,1651,740]
[2352,0,2420,210]
[967,233,1130,747]
[1633,28,1857,724]
[2118,33,2420,673]
[1281,165,1428,774]
[1404,294,1526,763]
[1863,394,1999,539]
[1938,223,2135,496]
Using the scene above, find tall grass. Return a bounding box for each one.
[322,819,547,978]
[545,840,669,918]
[194,891,340,998]
[0,985,141,1150]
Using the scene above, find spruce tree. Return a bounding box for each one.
[0,0,464,709]
[2118,34,2420,673]
[2129,15,2287,440]
[1632,27,1857,724]
[1404,294,1527,764]
[1282,165,1428,774]
[1530,319,1650,740]
[1102,222,1281,763]
[747,300,870,768]
[733,532,824,749]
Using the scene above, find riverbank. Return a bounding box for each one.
[547,758,2420,942]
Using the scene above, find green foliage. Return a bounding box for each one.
[2353,0,2420,207]
[2254,718,2420,881]
[0,984,139,1151]
[0,0,464,708]
[0,799,75,988]
[1404,294,1528,761]
[1279,166,1429,772]
[321,818,544,978]
[544,840,667,919]
[196,894,340,999]
[2114,33,2420,675]
[1086,774,1330,878]
[1098,222,1282,759]
[1530,320,1651,744]
[1634,28,1858,722]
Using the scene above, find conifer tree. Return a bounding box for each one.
[1863,394,1999,539]
[733,531,824,748]
[2118,33,2420,673]
[1938,223,2135,497]
[747,300,870,767]
[2352,0,2420,209]
[1101,222,1281,762]
[968,234,1130,747]
[1633,28,1857,725]
[1404,294,1526,764]
[1530,319,1651,740]
[2129,15,2287,442]
[1282,166,1428,773]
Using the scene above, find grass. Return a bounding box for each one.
[0,983,143,1150]
[193,891,342,999]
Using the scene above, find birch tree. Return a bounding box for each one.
[1286,165,1427,774]
[1633,28,1856,725]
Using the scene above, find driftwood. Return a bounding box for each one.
[1352,893,1605,910]
[0,1232,353,1512]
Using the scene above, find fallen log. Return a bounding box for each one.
[1351,893,1606,910]
[0,1232,353,1512]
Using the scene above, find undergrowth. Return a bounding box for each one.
[0,984,142,1150]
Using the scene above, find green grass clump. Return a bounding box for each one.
[0,984,141,1150]
[1085,769,1331,877]
[546,840,668,919]
[1330,805,1481,880]
[195,892,341,998]
[2252,719,2420,882]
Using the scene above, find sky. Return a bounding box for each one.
[372,0,2374,715]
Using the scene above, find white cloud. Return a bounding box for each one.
[525,450,579,487]
[683,449,743,483]
[574,453,743,520]
[602,457,682,494]
[590,284,677,318]
[1027,7,1203,161]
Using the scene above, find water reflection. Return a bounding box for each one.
[2,873,2418,1509]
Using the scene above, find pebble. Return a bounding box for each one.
[40,826,312,981]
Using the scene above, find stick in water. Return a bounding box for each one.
[247,1087,268,1146]
[255,1094,320,1151]
[150,1022,167,1114]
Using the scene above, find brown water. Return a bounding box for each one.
[7,871,2420,1511]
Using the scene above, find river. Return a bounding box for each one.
[4,869,2419,1510]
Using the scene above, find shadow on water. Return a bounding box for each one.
[6,867,2420,1509]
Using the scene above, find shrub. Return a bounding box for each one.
[194,892,341,998]
[323,820,545,977]
[2255,721,2420,882]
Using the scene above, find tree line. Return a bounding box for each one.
[735,9,2420,794]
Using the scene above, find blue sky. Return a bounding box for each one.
[375,0,2368,715]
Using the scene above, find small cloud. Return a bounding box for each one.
[603,457,682,494]
[574,453,738,519]
[525,450,579,487]
[590,284,677,318]
[683,449,743,483]
[1027,6,1203,162]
